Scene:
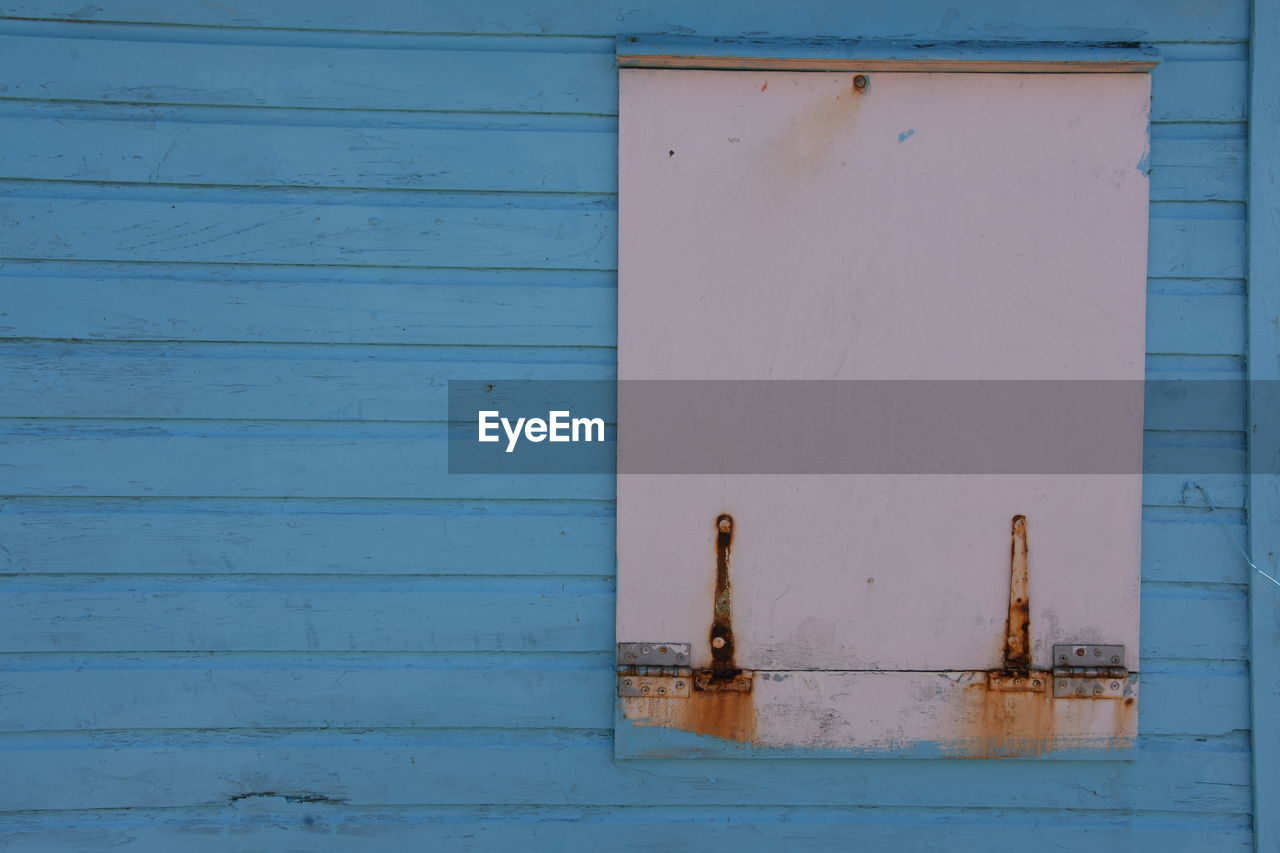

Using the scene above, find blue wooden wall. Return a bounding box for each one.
[0,1,1262,849]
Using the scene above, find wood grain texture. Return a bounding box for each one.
[0,810,1255,853]
[0,0,1262,846]
[0,0,1250,41]
[1247,1,1280,848]
[0,185,616,269]
[0,574,1240,659]
[0,729,1252,812]
[0,654,1243,736]
[0,108,1237,200]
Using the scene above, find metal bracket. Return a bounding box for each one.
[617,642,691,667]
[1052,644,1130,698]
[618,671,692,698]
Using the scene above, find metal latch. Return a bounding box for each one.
[1052,644,1129,698]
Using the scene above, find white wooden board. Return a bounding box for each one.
[617,69,1150,757]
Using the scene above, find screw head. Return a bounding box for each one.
[1111,655,1120,664]
[1076,687,1086,695]
[712,637,726,649]
[1058,680,1068,689]
[1075,648,1086,657]
[676,653,687,662]
[675,681,685,689]
[853,74,869,90]
[641,685,650,694]
[1093,687,1102,695]
[1094,648,1102,656]
[658,646,668,655]
[1110,681,1120,690]
[658,686,667,695]
[1058,655,1067,663]
[640,645,651,655]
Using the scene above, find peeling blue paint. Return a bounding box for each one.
[898,128,916,143]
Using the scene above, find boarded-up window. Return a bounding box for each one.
[615,47,1153,758]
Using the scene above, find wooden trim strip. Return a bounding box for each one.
[616,37,1160,73]
[617,56,1157,73]
[1247,0,1280,849]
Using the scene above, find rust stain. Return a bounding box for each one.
[960,515,1055,757]
[777,84,862,173]
[954,515,1137,757]
[760,80,768,92]
[709,513,738,679]
[1004,515,1031,673]
[622,513,757,743]
[964,681,1055,758]
[623,686,758,743]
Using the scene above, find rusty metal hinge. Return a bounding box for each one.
[616,641,753,697]
[1051,644,1130,698]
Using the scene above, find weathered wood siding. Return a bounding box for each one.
[0,1,1260,848]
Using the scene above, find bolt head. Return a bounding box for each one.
[640,645,651,655]
[658,687,667,695]
[1094,648,1102,656]
[1111,655,1120,664]
[675,681,685,689]
[1110,681,1120,690]
[853,74,868,90]
[641,685,650,694]
[658,646,668,655]
[623,679,633,688]
[712,637,726,649]
[1032,679,1042,688]
[1075,648,1085,657]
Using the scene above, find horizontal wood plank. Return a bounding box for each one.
[0,811,1253,853]
[0,652,614,732]
[0,108,618,194]
[0,263,618,347]
[0,500,1247,583]
[0,0,1250,41]
[0,189,1240,276]
[0,575,615,653]
[0,26,1243,122]
[0,28,617,114]
[0,342,1248,423]
[0,106,1240,201]
[0,422,614,499]
[0,497,617,575]
[0,574,1242,659]
[0,186,616,270]
[0,653,1244,735]
[0,271,1239,352]
[0,729,1251,811]
[0,422,1242,504]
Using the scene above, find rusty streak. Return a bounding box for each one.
[1004,514,1031,675]
[709,513,738,678]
